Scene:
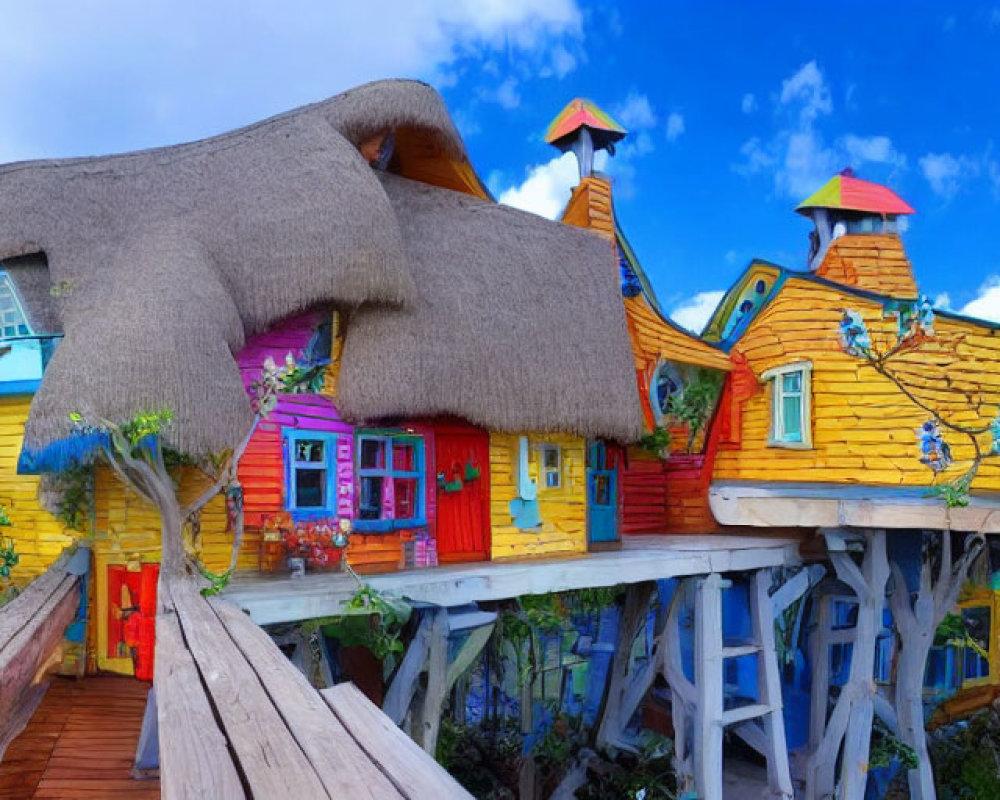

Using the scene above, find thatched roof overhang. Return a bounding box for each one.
[3,79,642,467]
[337,173,645,442]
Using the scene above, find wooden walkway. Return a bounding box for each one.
[158,575,471,799]
[226,533,802,625]
[0,675,157,799]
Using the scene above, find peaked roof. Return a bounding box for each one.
[544,99,626,148]
[796,170,915,216]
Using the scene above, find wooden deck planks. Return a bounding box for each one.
[207,595,403,799]
[154,613,243,800]
[166,578,330,800]
[0,675,157,800]
[323,682,473,799]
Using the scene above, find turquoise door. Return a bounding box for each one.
[587,440,619,544]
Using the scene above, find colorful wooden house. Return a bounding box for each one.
[0,80,643,679]
[549,98,733,536]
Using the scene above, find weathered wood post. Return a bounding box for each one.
[807,528,890,800]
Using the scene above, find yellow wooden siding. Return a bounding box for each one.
[489,433,587,560]
[715,277,1000,491]
[91,466,255,673]
[0,395,73,586]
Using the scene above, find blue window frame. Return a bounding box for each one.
[354,432,425,532]
[284,429,339,520]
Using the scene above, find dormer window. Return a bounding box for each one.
[0,273,31,339]
[762,361,812,448]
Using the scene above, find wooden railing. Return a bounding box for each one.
[0,547,80,759]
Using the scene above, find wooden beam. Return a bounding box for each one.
[693,574,725,800]
[167,578,348,799]
[226,538,799,625]
[155,612,244,800]
[383,611,433,725]
[207,593,403,799]
[413,608,449,754]
[710,480,1000,532]
[323,682,473,799]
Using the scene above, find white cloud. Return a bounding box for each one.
[960,276,1000,322]
[741,93,757,114]
[481,76,521,109]
[735,61,906,200]
[496,151,581,219]
[670,291,725,333]
[614,91,657,130]
[0,0,584,162]
[780,61,832,124]
[919,152,979,200]
[666,112,685,142]
[934,292,952,310]
[842,134,906,169]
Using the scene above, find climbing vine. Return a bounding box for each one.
[840,298,1000,507]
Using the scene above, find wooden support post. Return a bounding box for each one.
[664,579,697,797]
[806,529,890,800]
[383,610,433,725]
[595,582,655,751]
[414,608,449,754]
[694,573,725,800]
[750,570,794,799]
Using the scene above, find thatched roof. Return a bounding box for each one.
[3,79,641,466]
[337,173,643,442]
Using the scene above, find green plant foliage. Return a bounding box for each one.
[0,535,18,579]
[50,465,93,532]
[575,734,677,800]
[435,717,520,799]
[198,565,234,596]
[869,718,919,771]
[934,613,968,646]
[0,505,11,527]
[930,706,1000,798]
[306,583,411,662]
[666,368,725,453]
[639,426,672,456]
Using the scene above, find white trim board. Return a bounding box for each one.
[225,535,801,626]
[710,480,1000,532]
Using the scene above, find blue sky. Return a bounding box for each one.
[3,2,1000,331]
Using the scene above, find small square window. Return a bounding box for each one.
[285,430,337,515]
[294,438,325,463]
[294,469,326,508]
[539,445,561,489]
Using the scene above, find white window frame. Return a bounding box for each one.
[538,444,562,490]
[761,360,812,449]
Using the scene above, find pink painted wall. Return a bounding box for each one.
[236,310,354,524]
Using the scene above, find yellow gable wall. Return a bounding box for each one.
[715,277,1000,490]
[0,395,73,586]
[489,433,587,560]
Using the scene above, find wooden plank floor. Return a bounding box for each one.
[0,675,158,799]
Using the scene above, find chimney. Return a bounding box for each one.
[797,169,918,297]
[546,98,626,244]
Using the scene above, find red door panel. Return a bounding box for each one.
[434,428,489,562]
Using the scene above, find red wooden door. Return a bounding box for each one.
[434,427,490,562]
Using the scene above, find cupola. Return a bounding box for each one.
[545,98,626,180]
[797,168,915,271]
[798,170,918,298]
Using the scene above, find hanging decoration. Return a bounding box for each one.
[838,310,872,357]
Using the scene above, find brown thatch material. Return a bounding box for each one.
[337,173,644,442]
[0,80,462,457]
[3,79,641,458]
